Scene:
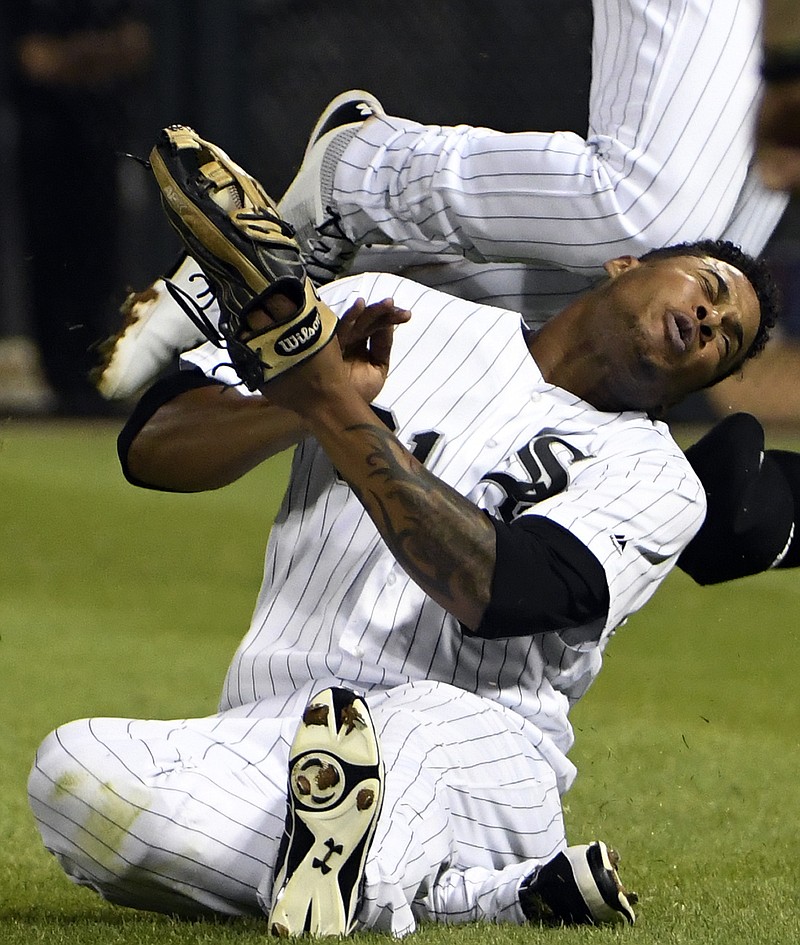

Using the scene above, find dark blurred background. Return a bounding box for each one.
[1,0,798,418]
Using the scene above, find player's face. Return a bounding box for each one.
[599,254,762,411]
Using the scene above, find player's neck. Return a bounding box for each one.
[526,306,629,412]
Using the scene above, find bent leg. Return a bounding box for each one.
[28,713,297,916]
[357,683,568,934]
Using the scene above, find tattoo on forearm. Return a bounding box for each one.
[345,423,493,616]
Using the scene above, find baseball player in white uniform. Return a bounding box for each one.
[279,0,789,323]
[89,2,800,588]
[96,0,788,399]
[29,219,779,933]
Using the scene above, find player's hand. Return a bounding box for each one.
[756,80,800,193]
[258,296,411,413]
[337,297,411,402]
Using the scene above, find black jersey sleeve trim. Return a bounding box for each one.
[117,368,224,491]
[468,514,609,642]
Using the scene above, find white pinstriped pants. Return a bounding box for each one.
[336,0,788,321]
[28,681,566,935]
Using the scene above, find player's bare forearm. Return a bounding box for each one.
[303,392,495,630]
[127,384,307,492]
[254,297,493,626]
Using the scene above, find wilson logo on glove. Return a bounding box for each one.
[275,308,323,356]
[149,124,339,389]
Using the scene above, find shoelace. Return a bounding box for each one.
[306,207,357,278]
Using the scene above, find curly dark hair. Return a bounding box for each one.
[639,239,781,384]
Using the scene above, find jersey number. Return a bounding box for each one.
[367,405,443,464]
[330,406,443,482]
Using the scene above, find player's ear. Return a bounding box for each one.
[603,256,640,279]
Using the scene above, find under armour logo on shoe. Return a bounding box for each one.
[313,837,344,875]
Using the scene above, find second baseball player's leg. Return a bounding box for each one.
[97,0,787,399]
[314,0,787,275]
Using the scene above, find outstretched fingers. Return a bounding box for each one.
[338,297,412,355]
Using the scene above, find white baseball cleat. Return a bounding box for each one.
[268,687,384,937]
[278,90,385,285]
[93,254,214,400]
[519,840,638,926]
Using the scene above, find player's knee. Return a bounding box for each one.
[28,720,146,868]
[29,721,169,901]
[29,723,99,874]
[29,721,91,810]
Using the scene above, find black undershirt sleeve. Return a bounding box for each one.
[117,368,223,491]
[469,514,610,642]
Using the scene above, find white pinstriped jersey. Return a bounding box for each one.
[183,272,705,766]
[334,0,789,324]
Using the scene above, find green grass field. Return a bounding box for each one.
[1,419,798,945]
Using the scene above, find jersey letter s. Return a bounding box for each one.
[482,435,589,523]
